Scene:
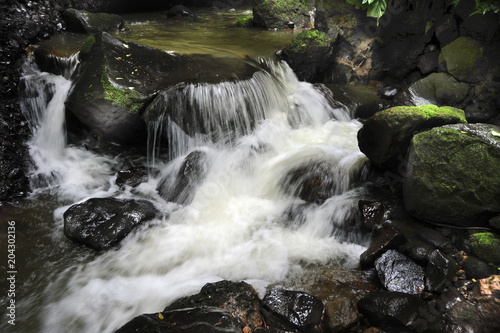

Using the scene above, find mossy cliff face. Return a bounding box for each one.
[357,105,467,170]
[251,0,315,29]
[403,123,500,227]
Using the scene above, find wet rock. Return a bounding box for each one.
[157,150,210,205]
[251,0,315,30]
[262,289,323,332]
[62,8,124,33]
[479,275,500,297]
[439,37,489,83]
[358,200,385,231]
[403,123,500,227]
[409,72,470,107]
[278,29,336,82]
[164,280,265,331]
[425,250,458,293]
[445,296,500,333]
[323,297,359,332]
[63,197,160,251]
[462,256,496,280]
[375,250,425,294]
[469,232,500,264]
[357,105,466,171]
[417,51,439,75]
[357,291,445,333]
[338,84,392,120]
[167,5,197,21]
[116,166,150,188]
[360,223,404,269]
[115,306,241,333]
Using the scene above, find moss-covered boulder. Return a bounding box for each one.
[278,29,335,82]
[470,232,500,265]
[409,72,470,107]
[403,123,500,227]
[62,8,124,33]
[66,32,258,145]
[235,16,253,27]
[357,105,467,171]
[439,37,488,83]
[251,0,315,30]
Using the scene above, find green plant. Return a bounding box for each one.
[346,0,387,24]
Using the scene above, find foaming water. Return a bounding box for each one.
[16,51,369,333]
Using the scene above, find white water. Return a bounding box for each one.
[19,57,369,333]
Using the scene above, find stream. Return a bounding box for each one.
[1,8,373,333]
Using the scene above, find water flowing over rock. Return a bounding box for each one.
[357,105,467,171]
[63,197,160,251]
[403,123,500,227]
[409,72,470,107]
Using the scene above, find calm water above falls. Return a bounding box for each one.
[1,9,372,333]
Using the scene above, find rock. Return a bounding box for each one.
[490,215,500,232]
[235,16,253,27]
[116,166,150,188]
[358,200,386,231]
[278,29,336,82]
[375,250,425,294]
[409,72,470,107]
[357,105,467,171]
[251,0,315,30]
[439,37,489,83]
[470,232,500,264]
[462,256,496,280]
[66,32,258,145]
[403,123,500,227]
[360,223,404,269]
[167,5,197,21]
[425,250,459,293]
[157,150,210,205]
[337,84,392,120]
[323,297,359,332]
[417,51,439,75]
[62,8,124,33]
[63,197,160,251]
[164,280,265,331]
[479,275,500,297]
[446,296,500,333]
[357,291,445,333]
[115,306,241,333]
[262,289,323,331]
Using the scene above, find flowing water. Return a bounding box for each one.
[1,8,372,333]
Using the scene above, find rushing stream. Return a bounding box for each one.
[1,9,372,333]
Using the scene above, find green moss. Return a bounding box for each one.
[439,37,484,81]
[470,232,500,264]
[376,105,467,124]
[235,16,253,27]
[288,29,333,51]
[100,72,141,114]
[80,35,95,55]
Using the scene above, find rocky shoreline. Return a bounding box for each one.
[1,1,500,332]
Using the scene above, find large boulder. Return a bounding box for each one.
[63,197,160,251]
[62,8,124,33]
[278,29,336,82]
[251,0,315,30]
[374,250,425,295]
[469,232,500,265]
[403,123,500,227]
[357,105,467,171]
[409,72,470,107]
[66,32,258,145]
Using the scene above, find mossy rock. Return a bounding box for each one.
[357,105,467,170]
[62,8,124,33]
[235,16,253,27]
[403,123,500,227]
[278,29,336,81]
[409,72,470,107]
[251,0,314,29]
[439,37,487,83]
[470,232,500,264]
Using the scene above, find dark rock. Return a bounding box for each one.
[115,306,241,333]
[358,200,386,231]
[357,105,467,171]
[378,86,398,100]
[157,150,210,205]
[375,250,425,294]
[403,123,500,227]
[116,166,150,188]
[417,51,439,75]
[164,280,265,331]
[360,223,404,269]
[278,30,336,82]
[63,197,160,251]
[490,215,500,232]
[62,8,124,33]
[323,297,359,332]
[462,256,495,280]
[445,296,500,333]
[469,232,500,264]
[435,17,459,47]
[262,289,323,331]
[167,5,197,21]
[251,0,315,30]
[425,250,459,293]
[337,84,392,120]
[357,291,445,333]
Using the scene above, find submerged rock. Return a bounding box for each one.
[403,123,500,227]
[167,5,197,21]
[62,8,124,33]
[357,105,467,171]
[63,197,160,251]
